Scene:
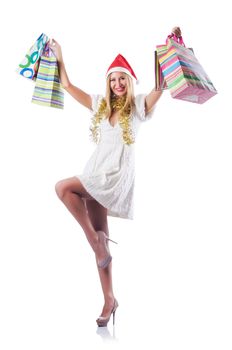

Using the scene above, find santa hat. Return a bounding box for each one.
[106,54,138,82]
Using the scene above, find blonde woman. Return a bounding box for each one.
[49,26,181,327]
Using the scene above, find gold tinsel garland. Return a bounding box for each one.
[90,96,134,145]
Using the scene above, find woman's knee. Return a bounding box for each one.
[55,176,91,201]
[55,180,68,200]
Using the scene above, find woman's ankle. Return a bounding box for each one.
[104,295,115,305]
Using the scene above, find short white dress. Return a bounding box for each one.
[76,94,155,220]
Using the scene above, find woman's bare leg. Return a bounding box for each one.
[55,177,104,261]
[85,199,116,317]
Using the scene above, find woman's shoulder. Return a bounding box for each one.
[133,94,147,112]
[90,94,105,112]
[133,94,154,122]
[134,93,147,102]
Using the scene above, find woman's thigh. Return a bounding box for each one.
[55,176,95,200]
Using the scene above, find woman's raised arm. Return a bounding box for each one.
[49,39,92,110]
[145,89,163,114]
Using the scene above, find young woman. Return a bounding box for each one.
[49,26,181,327]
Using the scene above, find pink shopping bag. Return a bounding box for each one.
[157,34,217,104]
[155,45,168,90]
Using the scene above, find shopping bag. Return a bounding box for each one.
[31,45,64,109]
[155,35,185,90]
[158,35,217,104]
[17,33,49,80]
[155,45,168,90]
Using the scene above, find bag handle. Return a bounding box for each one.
[42,42,56,58]
[166,33,185,46]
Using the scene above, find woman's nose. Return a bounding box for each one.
[115,79,122,87]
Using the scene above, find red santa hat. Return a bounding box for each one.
[106,54,138,82]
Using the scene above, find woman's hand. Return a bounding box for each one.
[171,26,182,37]
[49,39,63,62]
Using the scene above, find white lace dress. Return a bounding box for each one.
[76,94,155,219]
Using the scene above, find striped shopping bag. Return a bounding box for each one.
[158,35,217,104]
[155,36,188,90]
[32,46,64,109]
[155,45,168,90]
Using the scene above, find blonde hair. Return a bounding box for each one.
[90,73,135,145]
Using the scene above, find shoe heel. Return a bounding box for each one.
[96,299,118,327]
[113,310,116,325]
[107,237,118,244]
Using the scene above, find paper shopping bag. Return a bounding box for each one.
[31,46,64,109]
[155,45,168,90]
[17,33,49,80]
[158,37,217,104]
[155,36,188,90]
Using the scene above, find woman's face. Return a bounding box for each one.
[110,72,127,97]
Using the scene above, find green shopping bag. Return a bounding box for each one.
[32,45,64,109]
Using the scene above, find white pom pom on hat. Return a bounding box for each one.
[106,54,138,83]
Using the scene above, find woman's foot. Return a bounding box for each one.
[96,297,119,327]
[95,231,112,269]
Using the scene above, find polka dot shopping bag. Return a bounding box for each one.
[17,33,49,81]
[17,33,64,109]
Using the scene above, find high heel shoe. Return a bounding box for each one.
[96,299,119,327]
[96,231,117,269]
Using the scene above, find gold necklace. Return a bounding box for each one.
[90,96,134,145]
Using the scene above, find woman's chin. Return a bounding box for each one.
[114,91,127,97]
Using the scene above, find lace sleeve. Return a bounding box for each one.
[90,94,104,114]
[134,94,156,122]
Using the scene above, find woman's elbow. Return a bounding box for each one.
[62,81,72,90]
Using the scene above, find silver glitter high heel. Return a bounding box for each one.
[96,299,119,327]
[96,231,117,269]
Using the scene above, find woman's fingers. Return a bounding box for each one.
[48,38,63,62]
[172,26,182,37]
[52,38,59,45]
[49,38,59,48]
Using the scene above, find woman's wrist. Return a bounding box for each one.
[57,55,64,65]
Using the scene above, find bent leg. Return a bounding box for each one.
[55,176,98,249]
[86,200,116,317]
[86,199,109,236]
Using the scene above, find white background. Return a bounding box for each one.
[0,0,231,349]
